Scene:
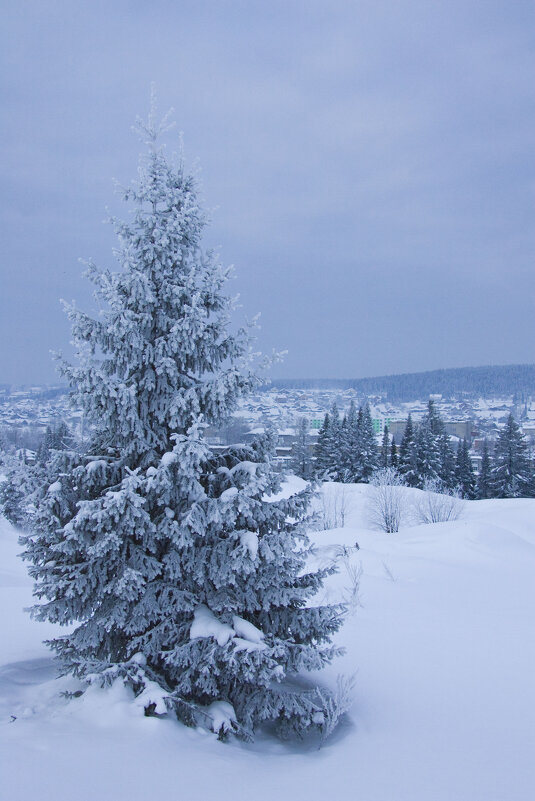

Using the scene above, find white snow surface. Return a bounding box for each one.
[2,481,535,800]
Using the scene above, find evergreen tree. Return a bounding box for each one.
[390,439,398,468]
[525,463,535,499]
[0,466,26,528]
[35,426,53,466]
[0,450,45,530]
[379,425,390,469]
[36,422,74,473]
[356,403,378,483]
[476,438,492,499]
[314,412,331,478]
[398,414,418,487]
[491,414,530,498]
[455,439,476,499]
[426,399,445,437]
[314,402,343,481]
[292,417,311,479]
[414,400,448,487]
[21,109,344,740]
[414,418,440,487]
[340,400,360,482]
[437,430,456,490]
[327,401,343,480]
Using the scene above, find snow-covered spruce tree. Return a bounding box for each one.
[379,425,390,469]
[414,417,440,487]
[0,449,43,531]
[357,403,378,482]
[0,465,27,529]
[326,401,343,480]
[390,438,398,468]
[314,411,331,478]
[491,413,530,498]
[476,438,492,499]
[413,400,453,490]
[398,414,418,487]
[21,110,345,741]
[437,429,456,490]
[340,399,359,481]
[315,402,342,480]
[455,438,476,499]
[292,416,312,479]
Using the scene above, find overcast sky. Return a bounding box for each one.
[1,0,534,384]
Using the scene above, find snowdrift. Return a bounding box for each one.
[1,482,534,801]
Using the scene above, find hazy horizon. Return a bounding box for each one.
[3,362,535,391]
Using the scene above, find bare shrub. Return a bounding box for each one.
[340,552,362,614]
[367,467,406,533]
[382,560,397,582]
[414,478,464,524]
[318,484,352,530]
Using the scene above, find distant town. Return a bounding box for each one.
[1,378,534,475]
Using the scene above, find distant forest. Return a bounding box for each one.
[268,365,535,402]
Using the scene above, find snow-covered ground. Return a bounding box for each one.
[1,483,534,801]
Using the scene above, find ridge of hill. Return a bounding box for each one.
[268,364,535,401]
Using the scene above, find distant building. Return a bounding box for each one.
[388,420,408,440]
[382,418,474,443]
[443,421,474,440]
[372,417,391,434]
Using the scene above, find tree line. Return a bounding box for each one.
[293,400,535,500]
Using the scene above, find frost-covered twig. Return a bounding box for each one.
[316,674,356,744]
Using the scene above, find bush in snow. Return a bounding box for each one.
[367,467,406,533]
[414,478,463,524]
[316,484,352,530]
[21,103,345,741]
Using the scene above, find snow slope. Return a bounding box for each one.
[1,483,534,801]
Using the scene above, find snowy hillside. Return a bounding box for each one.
[1,483,534,801]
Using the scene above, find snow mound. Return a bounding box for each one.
[230,461,258,476]
[204,700,237,734]
[239,530,258,560]
[189,605,234,647]
[3,490,535,801]
[232,637,266,653]
[85,460,107,475]
[232,615,264,643]
[133,678,168,716]
[160,451,178,467]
